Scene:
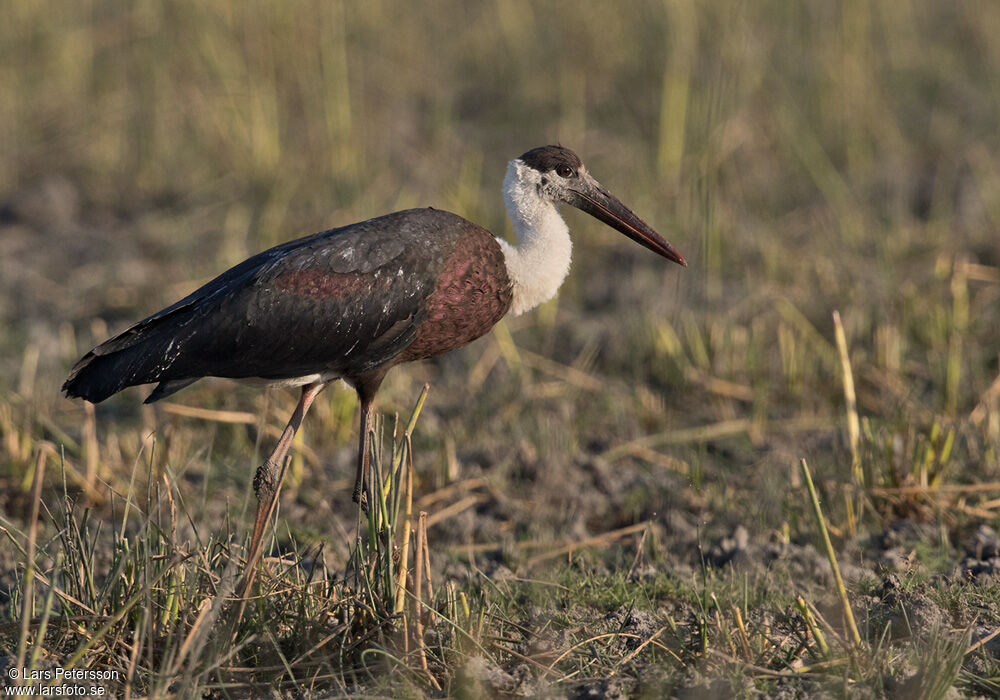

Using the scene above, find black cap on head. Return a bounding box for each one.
[514,144,687,267]
[519,145,582,173]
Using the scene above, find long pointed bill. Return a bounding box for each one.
[570,177,687,266]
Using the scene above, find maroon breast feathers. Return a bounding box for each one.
[399,229,512,362]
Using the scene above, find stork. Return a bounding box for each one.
[62,145,686,576]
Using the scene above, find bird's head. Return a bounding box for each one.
[504,145,687,266]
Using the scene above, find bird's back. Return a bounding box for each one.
[63,208,511,403]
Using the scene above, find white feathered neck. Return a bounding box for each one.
[496,159,573,316]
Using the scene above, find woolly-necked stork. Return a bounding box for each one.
[63,145,686,573]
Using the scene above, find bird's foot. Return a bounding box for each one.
[253,459,280,499]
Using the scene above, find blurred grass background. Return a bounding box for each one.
[3,0,1000,695]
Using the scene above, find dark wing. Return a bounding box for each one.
[63,208,471,402]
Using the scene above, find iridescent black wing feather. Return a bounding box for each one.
[63,209,468,403]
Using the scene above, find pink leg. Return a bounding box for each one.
[348,371,385,511]
[241,382,325,592]
[351,393,375,508]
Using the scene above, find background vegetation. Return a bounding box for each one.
[2,1,1000,696]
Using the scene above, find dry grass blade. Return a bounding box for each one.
[607,443,690,474]
[412,512,439,690]
[947,260,969,415]
[15,447,47,683]
[544,632,645,674]
[466,342,501,391]
[970,371,1000,425]
[492,320,524,377]
[159,402,258,424]
[416,476,490,509]
[609,625,671,676]
[775,299,839,370]
[602,419,752,460]
[523,522,649,569]
[684,366,755,402]
[517,347,605,391]
[601,414,843,461]
[799,459,861,647]
[447,539,550,554]
[707,649,842,678]
[414,512,425,627]
[627,526,650,578]
[82,402,98,494]
[731,605,753,660]
[420,513,434,601]
[425,494,488,528]
[796,595,830,658]
[26,550,61,673]
[832,311,862,486]
[966,626,1000,656]
[394,455,414,615]
[955,260,1000,284]
[870,482,1000,496]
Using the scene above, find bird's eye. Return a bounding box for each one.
[556,165,573,178]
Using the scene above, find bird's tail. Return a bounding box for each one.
[62,346,152,403]
[62,326,195,404]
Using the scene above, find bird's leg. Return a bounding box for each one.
[351,394,375,511]
[244,382,325,588]
[349,372,385,512]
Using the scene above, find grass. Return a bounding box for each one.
[2,0,1000,696]
[3,388,435,696]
